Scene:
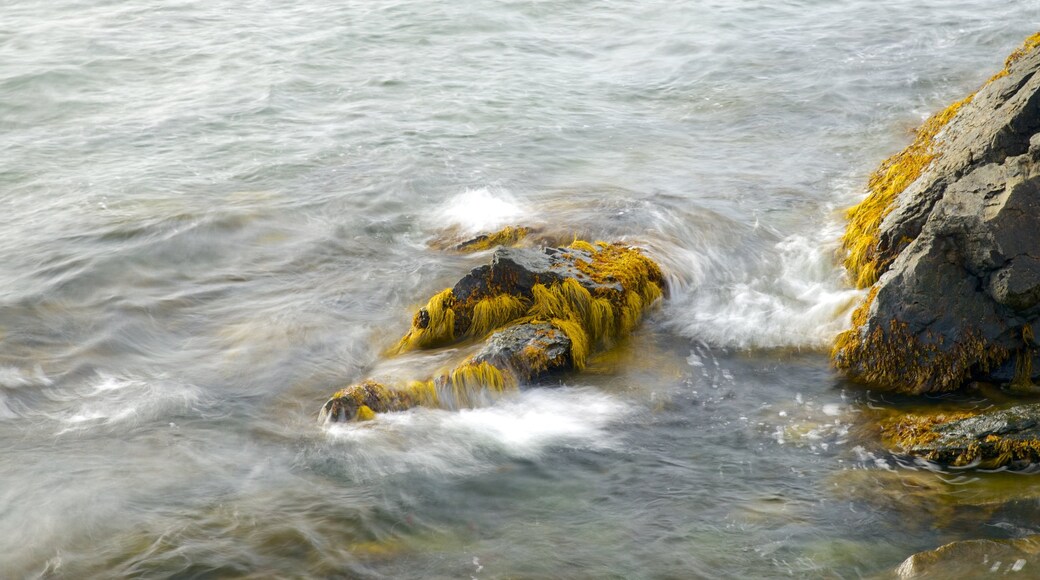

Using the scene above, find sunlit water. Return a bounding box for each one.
[3,1,1040,577]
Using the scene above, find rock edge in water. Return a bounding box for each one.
[895,535,1040,579]
[880,403,1040,469]
[834,33,1040,394]
[319,239,664,423]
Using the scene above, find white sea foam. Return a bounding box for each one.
[325,387,627,478]
[53,373,201,433]
[665,219,864,350]
[433,187,528,235]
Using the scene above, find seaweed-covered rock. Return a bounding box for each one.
[895,536,1040,578]
[318,380,431,423]
[453,225,531,252]
[320,238,665,423]
[880,403,1040,468]
[834,34,1040,393]
[397,241,663,352]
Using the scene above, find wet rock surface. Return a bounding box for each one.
[451,246,622,306]
[883,403,1040,469]
[836,37,1040,393]
[320,239,664,422]
[472,322,572,382]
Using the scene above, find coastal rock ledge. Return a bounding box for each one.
[834,33,1040,394]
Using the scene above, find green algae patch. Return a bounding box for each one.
[395,241,664,355]
[447,360,517,408]
[397,288,457,351]
[467,293,527,339]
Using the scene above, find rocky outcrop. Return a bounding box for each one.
[319,240,665,423]
[879,403,1040,469]
[834,33,1040,393]
[895,536,1040,578]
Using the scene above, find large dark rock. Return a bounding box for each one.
[452,246,623,305]
[835,37,1040,393]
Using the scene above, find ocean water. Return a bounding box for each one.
[2,1,1040,577]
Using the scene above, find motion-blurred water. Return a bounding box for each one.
[2,1,1040,577]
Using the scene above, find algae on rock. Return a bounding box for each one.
[320,239,665,423]
[878,403,1040,469]
[834,33,1040,394]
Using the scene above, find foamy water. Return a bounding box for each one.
[434,187,530,235]
[2,0,1039,577]
[326,388,629,478]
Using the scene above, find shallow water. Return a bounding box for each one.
[3,1,1040,578]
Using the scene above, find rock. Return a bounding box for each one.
[452,225,531,252]
[472,322,572,381]
[320,239,666,422]
[318,380,428,423]
[880,403,1040,468]
[397,241,663,352]
[834,34,1040,393]
[895,536,1040,578]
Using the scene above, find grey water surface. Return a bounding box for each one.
[3,1,1040,578]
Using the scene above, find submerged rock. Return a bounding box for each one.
[880,403,1040,468]
[895,536,1040,578]
[320,239,665,422]
[452,225,531,253]
[834,33,1040,393]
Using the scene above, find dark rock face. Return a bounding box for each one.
[836,42,1040,393]
[452,246,622,305]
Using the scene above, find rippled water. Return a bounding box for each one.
[3,1,1040,577]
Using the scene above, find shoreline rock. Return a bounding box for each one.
[834,33,1040,394]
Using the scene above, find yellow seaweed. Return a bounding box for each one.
[396,288,457,351]
[455,226,530,252]
[467,293,527,339]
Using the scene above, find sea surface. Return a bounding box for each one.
[3,1,1040,578]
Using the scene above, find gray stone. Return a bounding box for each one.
[472,322,573,382]
[452,246,621,304]
[840,44,1040,392]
